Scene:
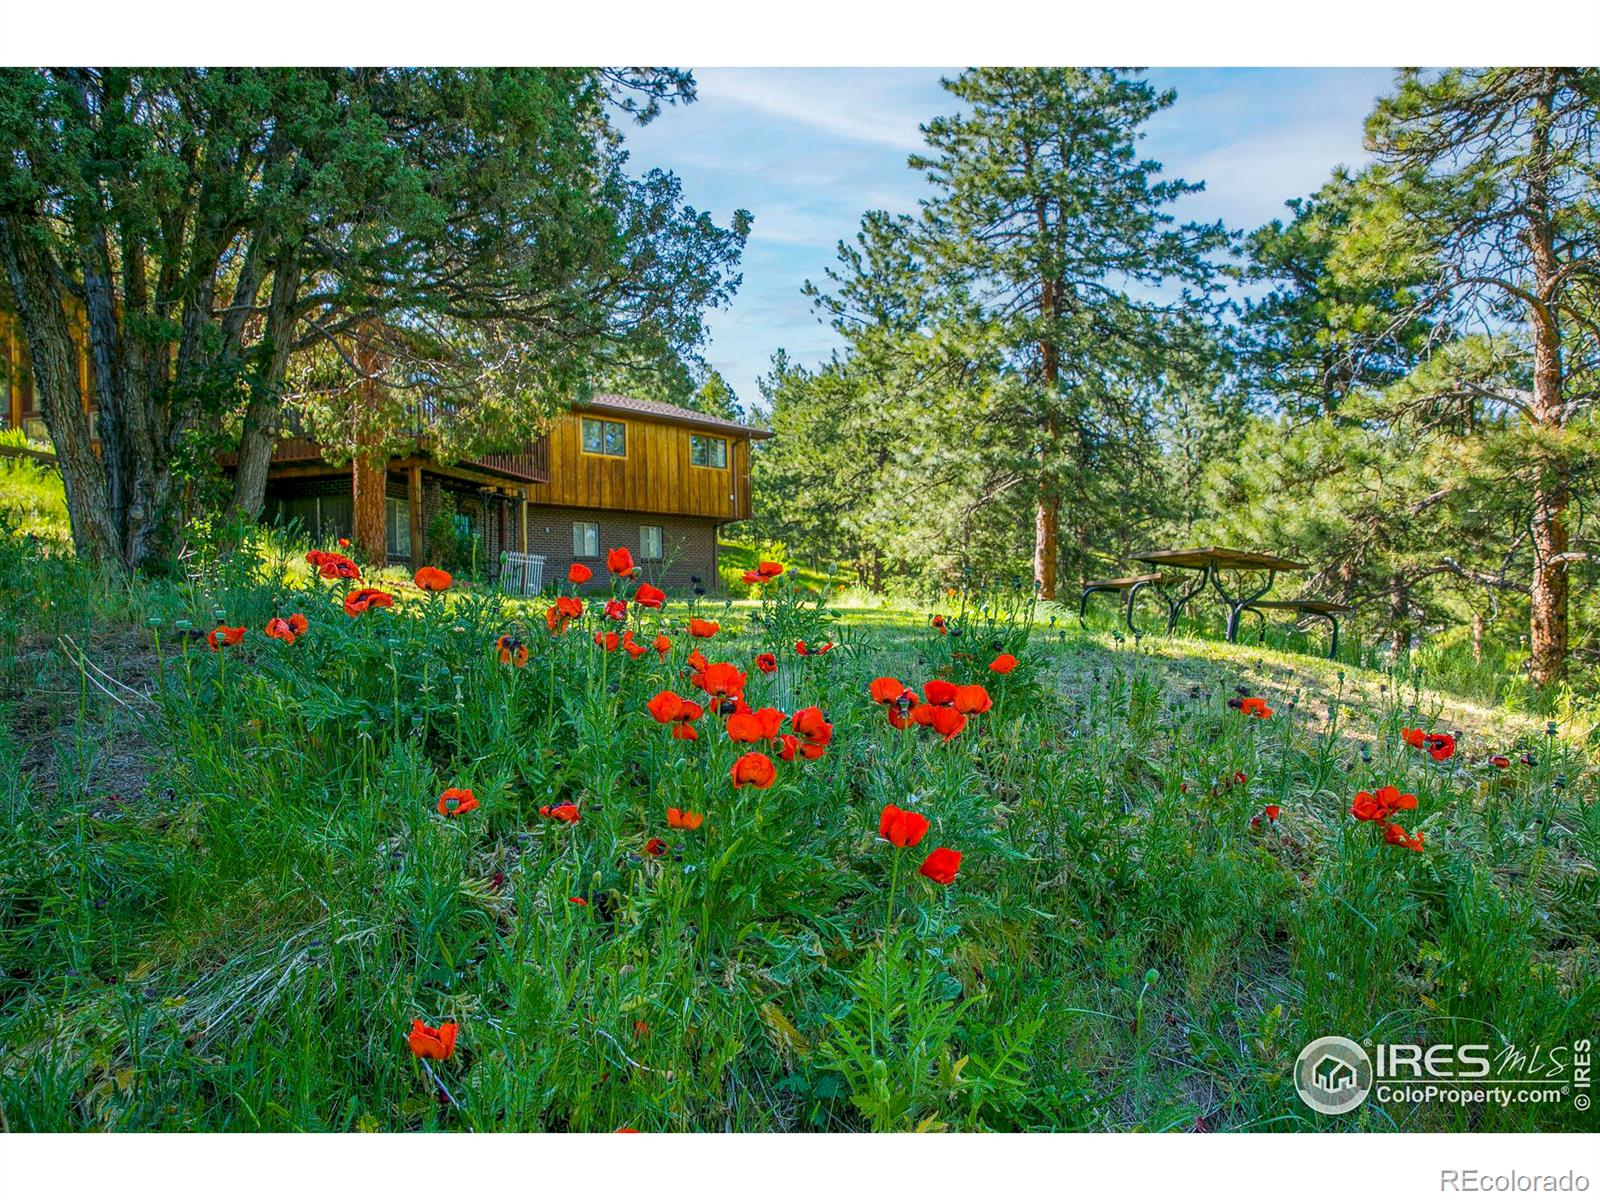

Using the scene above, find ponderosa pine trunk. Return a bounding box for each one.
[1525,77,1570,689]
[351,333,388,565]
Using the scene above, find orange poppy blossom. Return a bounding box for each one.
[653,633,672,661]
[1383,823,1425,852]
[741,570,766,585]
[438,787,479,817]
[667,807,704,831]
[539,802,581,824]
[1401,727,1456,762]
[344,587,394,617]
[730,751,778,789]
[755,652,778,674]
[263,613,310,645]
[633,582,666,610]
[606,547,638,577]
[1233,696,1272,719]
[604,598,628,622]
[918,847,962,885]
[1350,784,1418,823]
[758,561,784,578]
[879,803,930,848]
[647,689,705,740]
[568,562,593,584]
[790,706,833,760]
[496,634,529,667]
[413,566,452,592]
[593,630,621,652]
[692,660,747,701]
[408,1018,458,1060]
[774,733,800,761]
[989,653,1018,675]
[952,684,992,714]
[688,618,721,638]
[623,637,648,661]
[727,705,785,744]
[207,624,246,650]
[546,595,584,634]
[315,552,361,580]
[930,614,948,633]
[337,537,351,549]
[794,640,834,656]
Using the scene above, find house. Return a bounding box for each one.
[1,311,769,587]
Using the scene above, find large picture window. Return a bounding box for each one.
[690,434,727,469]
[573,521,600,558]
[385,496,411,559]
[581,417,627,457]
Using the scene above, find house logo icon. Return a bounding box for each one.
[1295,1036,1373,1115]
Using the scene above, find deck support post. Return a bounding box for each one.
[407,464,424,567]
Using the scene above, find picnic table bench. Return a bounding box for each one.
[1078,573,1165,632]
[1241,598,1351,658]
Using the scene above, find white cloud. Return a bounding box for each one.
[698,68,935,151]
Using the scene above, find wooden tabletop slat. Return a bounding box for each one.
[1129,546,1307,572]
[1246,599,1351,614]
[1083,573,1164,589]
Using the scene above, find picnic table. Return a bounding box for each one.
[1125,546,1307,643]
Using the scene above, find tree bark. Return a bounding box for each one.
[0,212,121,567]
[1524,74,1569,688]
[1388,575,1410,658]
[226,254,302,524]
[351,332,388,564]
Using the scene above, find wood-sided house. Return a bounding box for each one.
[1,311,770,587]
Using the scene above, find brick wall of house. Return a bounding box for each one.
[525,505,720,591]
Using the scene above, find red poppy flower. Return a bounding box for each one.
[794,640,810,656]
[953,684,992,714]
[648,690,687,723]
[408,1018,458,1060]
[730,751,777,789]
[1350,784,1417,823]
[774,733,800,761]
[568,896,588,906]
[413,566,452,592]
[539,803,580,824]
[923,679,959,707]
[791,706,833,759]
[344,588,394,617]
[930,614,948,632]
[757,560,784,578]
[606,547,637,577]
[438,788,479,817]
[870,677,906,704]
[337,537,351,549]
[741,571,766,585]
[755,652,778,674]
[1238,697,1272,719]
[306,549,331,567]
[667,807,704,831]
[1264,804,1281,822]
[319,553,361,580]
[624,640,647,660]
[689,618,720,638]
[1401,727,1426,749]
[989,653,1018,675]
[634,583,666,610]
[651,634,672,661]
[918,847,961,885]
[728,707,785,743]
[694,661,747,700]
[569,562,593,584]
[1383,822,1425,852]
[604,598,628,622]
[930,706,967,742]
[644,837,666,857]
[879,803,930,848]
[594,630,621,652]
[264,617,299,645]
[686,648,709,672]
[493,635,527,667]
[207,624,246,650]
[1490,754,1510,769]
[1424,732,1456,762]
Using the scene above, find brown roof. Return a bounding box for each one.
[579,393,772,440]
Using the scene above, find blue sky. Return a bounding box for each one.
[622,68,1396,410]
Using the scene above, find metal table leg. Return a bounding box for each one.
[1209,569,1276,643]
[1161,567,1211,634]
[1078,584,1119,629]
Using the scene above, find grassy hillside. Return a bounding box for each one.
[0,533,1593,1132]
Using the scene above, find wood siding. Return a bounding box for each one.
[527,412,753,522]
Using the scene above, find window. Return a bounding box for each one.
[573,521,600,558]
[383,496,411,559]
[690,434,728,469]
[23,417,47,443]
[640,525,664,562]
[581,417,626,457]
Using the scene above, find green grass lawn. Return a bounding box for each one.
[0,531,1594,1132]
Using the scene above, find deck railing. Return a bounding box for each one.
[499,551,546,598]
